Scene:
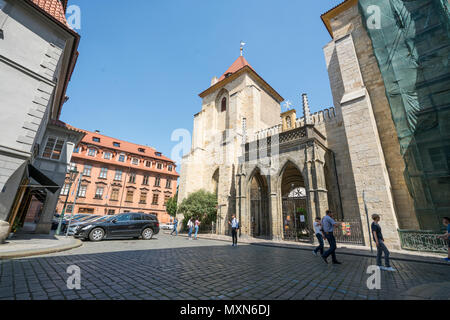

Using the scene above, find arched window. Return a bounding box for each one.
[286,116,292,129]
[221,97,227,112]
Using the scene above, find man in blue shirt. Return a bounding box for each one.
[170,217,178,236]
[438,217,450,262]
[321,210,342,264]
[228,215,239,247]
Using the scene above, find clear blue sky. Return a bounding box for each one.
[61,0,343,164]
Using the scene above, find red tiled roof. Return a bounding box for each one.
[218,56,255,81]
[31,0,70,28]
[75,127,176,165]
[49,119,85,134]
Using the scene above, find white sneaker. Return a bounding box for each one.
[381,266,396,272]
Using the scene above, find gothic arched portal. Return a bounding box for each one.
[280,161,312,242]
[249,168,271,238]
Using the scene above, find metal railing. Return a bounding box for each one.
[398,229,448,253]
[333,219,365,246]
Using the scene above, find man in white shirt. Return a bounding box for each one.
[228,215,239,247]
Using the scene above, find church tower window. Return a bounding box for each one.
[221,97,227,112]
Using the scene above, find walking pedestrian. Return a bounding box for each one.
[321,210,342,264]
[228,214,239,247]
[437,217,450,262]
[194,217,200,240]
[372,214,395,271]
[170,217,178,236]
[313,217,324,256]
[187,218,194,240]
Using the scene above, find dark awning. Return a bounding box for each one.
[27,164,60,194]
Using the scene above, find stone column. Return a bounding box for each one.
[35,190,59,234]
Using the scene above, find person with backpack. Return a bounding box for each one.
[228,214,239,247]
[313,217,325,256]
[187,218,194,240]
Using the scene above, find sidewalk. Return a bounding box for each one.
[0,234,82,259]
[173,232,449,266]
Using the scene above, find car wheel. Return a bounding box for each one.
[142,228,154,240]
[89,228,105,241]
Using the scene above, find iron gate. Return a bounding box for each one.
[282,198,313,243]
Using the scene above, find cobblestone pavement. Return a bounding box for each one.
[0,233,449,300]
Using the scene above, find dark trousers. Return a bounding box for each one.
[323,232,338,262]
[376,240,390,267]
[231,228,238,245]
[170,224,178,236]
[314,233,324,255]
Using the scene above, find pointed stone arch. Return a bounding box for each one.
[247,166,271,238]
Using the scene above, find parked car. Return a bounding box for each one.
[72,212,160,241]
[67,215,115,236]
[61,214,100,233]
[160,222,174,230]
[52,213,87,231]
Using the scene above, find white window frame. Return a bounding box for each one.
[87,148,97,157]
[42,136,66,160]
[104,152,112,160]
[114,170,123,181]
[95,187,104,199]
[118,153,127,163]
[78,185,87,197]
[61,184,70,196]
[99,167,108,179]
[131,157,139,166]
[83,165,92,176]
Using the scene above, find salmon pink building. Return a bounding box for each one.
[56,127,179,223]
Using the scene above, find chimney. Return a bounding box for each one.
[95,130,100,133]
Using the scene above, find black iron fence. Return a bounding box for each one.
[398,229,448,253]
[333,219,365,246]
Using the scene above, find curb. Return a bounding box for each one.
[176,233,449,266]
[0,239,83,260]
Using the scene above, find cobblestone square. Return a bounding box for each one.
[0,234,449,300]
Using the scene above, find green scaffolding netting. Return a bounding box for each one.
[359,0,450,231]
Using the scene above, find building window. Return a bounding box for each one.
[79,208,94,214]
[138,148,145,153]
[155,152,162,156]
[114,170,123,181]
[152,194,159,205]
[110,188,120,201]
[94,187,104,199]
[145,160,152,167]
[132,158,139,165]
[87,148,97,157]
[126,190,134,202]
[118,154,126,162]
[104,152,112,160]
[129,172,136,183]
[164,195,170,205]
[42,136,65,160]
[221,97,227,112]
[66,205,73,213]
[168,165,173,172]
[154,177,161,187]
[73,147,80,153]
[61,184,70,196]
[83,165,92,177]
[139,192,147,204]
[107,209,116,215]
[78,185,87,198]
[286,116,292,129]
[93,137,100,143]
[166,179,172,189]
[113,142,121,147]
[67,162,77,172]
[99,167,108,179]
[143,175,149,185]
[157,163,163,170]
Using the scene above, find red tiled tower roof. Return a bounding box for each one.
[31,0,70,27]
[218,56,255,81]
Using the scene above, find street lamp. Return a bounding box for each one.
[56,169,79,235]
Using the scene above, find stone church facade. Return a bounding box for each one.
[178,1,432,250]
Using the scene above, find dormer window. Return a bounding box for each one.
[155,152,162,157]
[138,148,145,153]
[221,97,227,112]
[93,137,100,143]
[131,158,139,165]
[113,142,120,147]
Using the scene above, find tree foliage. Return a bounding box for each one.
[177,189,217,226]
[166,194,178,218]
